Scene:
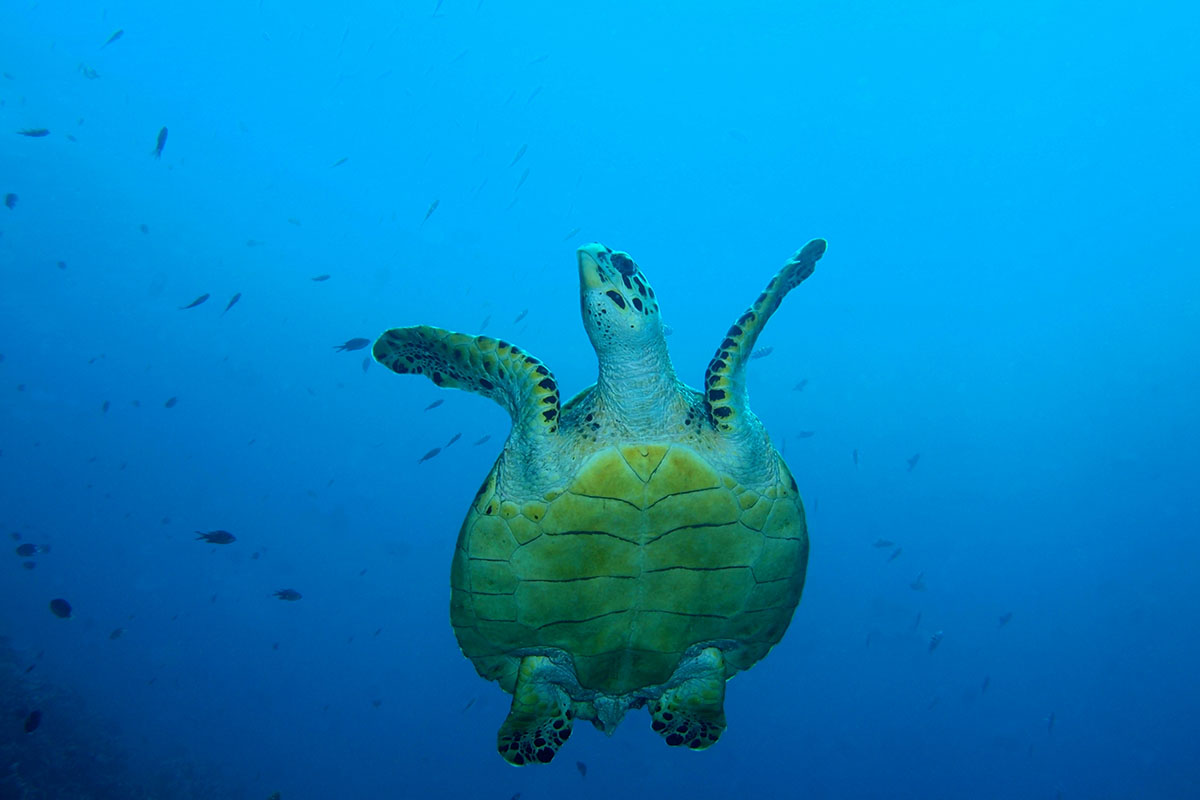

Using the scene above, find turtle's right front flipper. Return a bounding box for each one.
[373,325,561,437]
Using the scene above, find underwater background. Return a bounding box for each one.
[2,1,1198,798]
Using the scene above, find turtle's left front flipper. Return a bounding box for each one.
[704,239,827,433]
[373,325,561,439]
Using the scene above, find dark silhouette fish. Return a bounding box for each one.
[513,308,528,323]
[151,126,167,159]
[101,400,110,413]
[361,356,371,373]
[887,546,903,562]
[17,129,50,137]
[998,611,1013,628]
[164,396,177,408]
[909,611,922,631]
[102,29,124,47]
[928,630,944,653]
[473,435,491,446]
[180,293,209,309]
[223,293,241,314]
[576,761,587,778]
[872,538,893,548]
[331,157,348,168]
[425,399,444,411]
[196,530,236,544]
[793,378,808,391]
[274,589,302,601]
[907,453,921,471]
[445,433,461,447]
[422,199,439,222]
[15,543,48,556]
[109,628,125,640]
[3,193,16,209]
[479,315,491,332]
[515,167,530,190]
[509,143,527,166]
[418,447,442,463]
[311,274,331,282]
[49,598,72,618]
[24,710,41,733]
[334,337,370,352]
[562,226,581,241]
[909,571,926,591]
[981,675,990,693]
[796,430,815,438]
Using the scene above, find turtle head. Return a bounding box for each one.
[577,243,665,352]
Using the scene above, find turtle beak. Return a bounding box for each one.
[577,244,608,291]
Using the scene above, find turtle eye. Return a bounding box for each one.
[605,290,627,310]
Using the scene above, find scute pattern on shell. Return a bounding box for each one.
[450,443,808,696]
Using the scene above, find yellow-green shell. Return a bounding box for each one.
[450,443,808,696]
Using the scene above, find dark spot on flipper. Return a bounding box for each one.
[605,290,626,310]
[479,378,494,390]
[538,378,556,391]
[542,408,557,421]
[708,388,726,401]
[632,297,643,312]
[535,365,549,376]
[665,733,683,746]
[713,406,733,418]
[622,275,633,290]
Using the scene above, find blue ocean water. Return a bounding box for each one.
[2,1,1198,797]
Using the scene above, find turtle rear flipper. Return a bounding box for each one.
[373,325,560,439]
[650,646,727,749]
[704,239,827,433]
[497,656,574,765]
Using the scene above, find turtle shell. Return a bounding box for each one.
[450,442,808,696]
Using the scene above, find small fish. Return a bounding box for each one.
[425,399,444,411]
[151,126,168,159]
[998,611,1013,627]
[109,628,126,640]
[49,598,72,618]
[461,697,476,712]
[909,610,922,631]
[749,346,774,360]
[928,630,943,653]
[418,447,442,463]
[311,274,331,282]
[15,543,48,557]
[3,193,16,209]
[180,293,209,310]
[562,226,581,241]
[102,29,124,48]
[793,378,809,391]
[909,571,926,591]
[56,261,67,270]
[274,589,302,601]
[872,538,893,548]
[887,546,903,562]
[139,223,150,234]
[513,308,528,323]
[223,293,241,314]
[361,356,371,373]
[473,435,491,446]
[164,396,177,408]
[479,315,491,332]
[195,530,236,544]
[334,337,371,352]
[422,199,440,222]
[1046,711,1056,734]
[101,400,110,413]
[515,167,530,190]
[796,430,816,438]
[509,144,528,167]
[981,675,990,693]
[331,156,348,168]
[17,129,50,137]
[24,710,41,733]
[445,433,461,447]
[78,64,100,79]
[907,453,921,471]
[576,761,587,778]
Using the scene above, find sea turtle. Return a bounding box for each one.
[373,238,828,765]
